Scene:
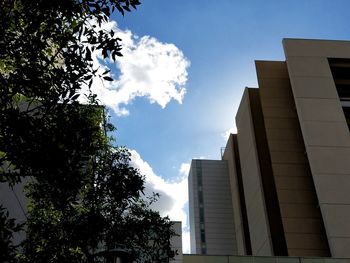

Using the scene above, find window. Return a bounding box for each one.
[329,58,350,130]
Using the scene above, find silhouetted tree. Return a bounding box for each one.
[0,205,23,263]
[0,1,176,262]
[1,0,141,183]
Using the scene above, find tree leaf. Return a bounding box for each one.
[103,76,113,81]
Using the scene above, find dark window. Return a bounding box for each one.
[197,174,202,185]
[196,160,206,253]
[200,231,206,242]
[198,193,203,203]
[201,243,207,254]
[329,58,350,130]
[199,208,204,222]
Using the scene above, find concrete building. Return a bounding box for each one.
[188,159,237,255]
[188,39,350,258]
[171,221,184,263]
[183,254,350,263]
[0,178,30,245]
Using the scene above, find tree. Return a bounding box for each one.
[0,1,177,262]
[1,0,140,107]
[0,205,23,263]
[17,107,176,263]
[0,0,142,184]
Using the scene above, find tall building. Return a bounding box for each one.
[188,39,350,258]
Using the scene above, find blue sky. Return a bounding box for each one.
[89,0,350,253]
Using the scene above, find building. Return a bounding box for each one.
[183,254,350,263]
[171,221,184,263]
[188,39,350,258]
[188,160,237,255]
[0,178,30,245]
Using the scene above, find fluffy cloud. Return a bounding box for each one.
[86,20,190,116]
[179,163,190,177]
[222,126,237,140]
[129,150,190,253]
[81,20,192,252]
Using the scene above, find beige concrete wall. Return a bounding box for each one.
[171,221,183,263]
[183,254,350,263]
[188,160,238,255]
[256,60,330,257]
[222,135,246,255]
[283,39,350,258]
[201,160,238,255]
[188,160,201,254]
[235,89,273,256]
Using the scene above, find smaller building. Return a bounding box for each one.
[188,159,238,255]
[171,221,184,263]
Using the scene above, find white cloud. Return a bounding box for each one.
[182,229,191,254]
[193,156,207,160]
[129,149,191,253]
[85,20,190,116]
[80,19,192,252]
[222,126,237,140]
[179,163,190,177]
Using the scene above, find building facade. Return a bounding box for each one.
[188,159,238,255]
[188,39,350,258]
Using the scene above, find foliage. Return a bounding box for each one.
[0,0,177,262]
[0,205,23,263]
[16,108,176,263]
[1,0,142,184]
[0,0,141,106]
